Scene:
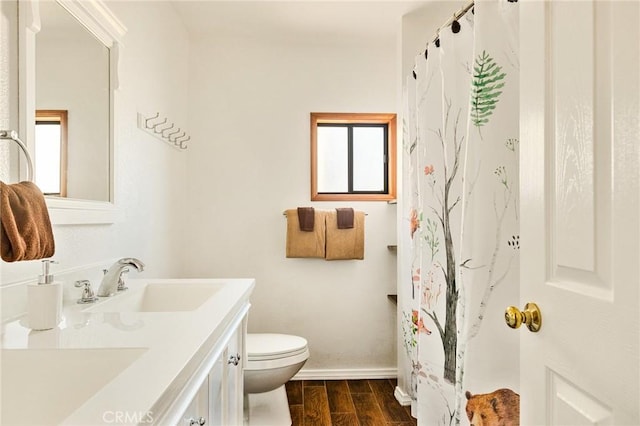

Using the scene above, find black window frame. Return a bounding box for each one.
[316,122,389,195]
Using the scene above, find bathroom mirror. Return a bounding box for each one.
[17,0,126,224]
[35,1,110,202]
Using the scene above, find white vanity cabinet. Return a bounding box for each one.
[169,305,249,426]
[222,326,245,424]
[206,326,245,426]
[2,278,255,426]
[208,355,224,425]
[181,379,209,426]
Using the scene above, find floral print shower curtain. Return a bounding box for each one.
[400,1,520,424]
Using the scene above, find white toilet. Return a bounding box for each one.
[244,333,309,394]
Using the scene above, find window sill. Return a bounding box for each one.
[311,193,396,202]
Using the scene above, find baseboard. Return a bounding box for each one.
[292,368,397,381]
[394,386,412,406]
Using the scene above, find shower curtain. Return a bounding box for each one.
[400,1,519,424]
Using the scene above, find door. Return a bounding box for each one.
[519,1,639,425]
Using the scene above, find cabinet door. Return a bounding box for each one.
[207,313,247,426]
[180,377,209,426]
[208,354,224,426]
[223,326,244,425]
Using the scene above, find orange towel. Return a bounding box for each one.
[285,209,326,258]
[1,181,55,262]
[325,210,365,260]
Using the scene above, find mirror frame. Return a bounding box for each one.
[19,0,126,224]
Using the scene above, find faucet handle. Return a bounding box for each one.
[117,268,130,292]
[75,280,98,304]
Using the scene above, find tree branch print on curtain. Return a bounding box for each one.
[471,50,506,137]
[468,139,518,341]
[421,56,510,388]
[421,99,465,385]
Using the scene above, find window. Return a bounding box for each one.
[35,110,68,196]
[311,112,396,201]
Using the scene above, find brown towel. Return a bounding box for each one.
[336,208,354,229]
[285,209,326,258]
[1,181,55,262]
[325,210,365,260]
[297,207,315,231]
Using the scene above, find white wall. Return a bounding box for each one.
[0,1,189,319]
[185,34,398,373]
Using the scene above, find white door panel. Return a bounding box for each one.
[548,372,613,426]
[520,1,639,425]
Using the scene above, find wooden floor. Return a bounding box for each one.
[285,379,416,426]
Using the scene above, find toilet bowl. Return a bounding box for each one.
[244,333,309,394]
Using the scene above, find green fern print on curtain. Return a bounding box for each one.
[471,50,506,132]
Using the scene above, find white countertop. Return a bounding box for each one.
[1,278,255,425]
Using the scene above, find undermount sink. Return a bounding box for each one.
[1,347,147,425]
[87,282,223,313]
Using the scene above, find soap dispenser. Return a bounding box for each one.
[27,260,63,330]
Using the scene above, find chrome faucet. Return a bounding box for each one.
[97,258,145,297]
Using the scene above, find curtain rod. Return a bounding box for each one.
[429,0,475,45]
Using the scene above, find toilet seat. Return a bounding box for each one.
[246,333,309,370]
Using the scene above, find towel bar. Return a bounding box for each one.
[0,130,34,182]
[282,210,367,216]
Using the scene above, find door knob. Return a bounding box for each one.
[228,354,241,366]
[504,302,542,332]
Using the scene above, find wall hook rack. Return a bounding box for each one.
[137,112,190,150]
